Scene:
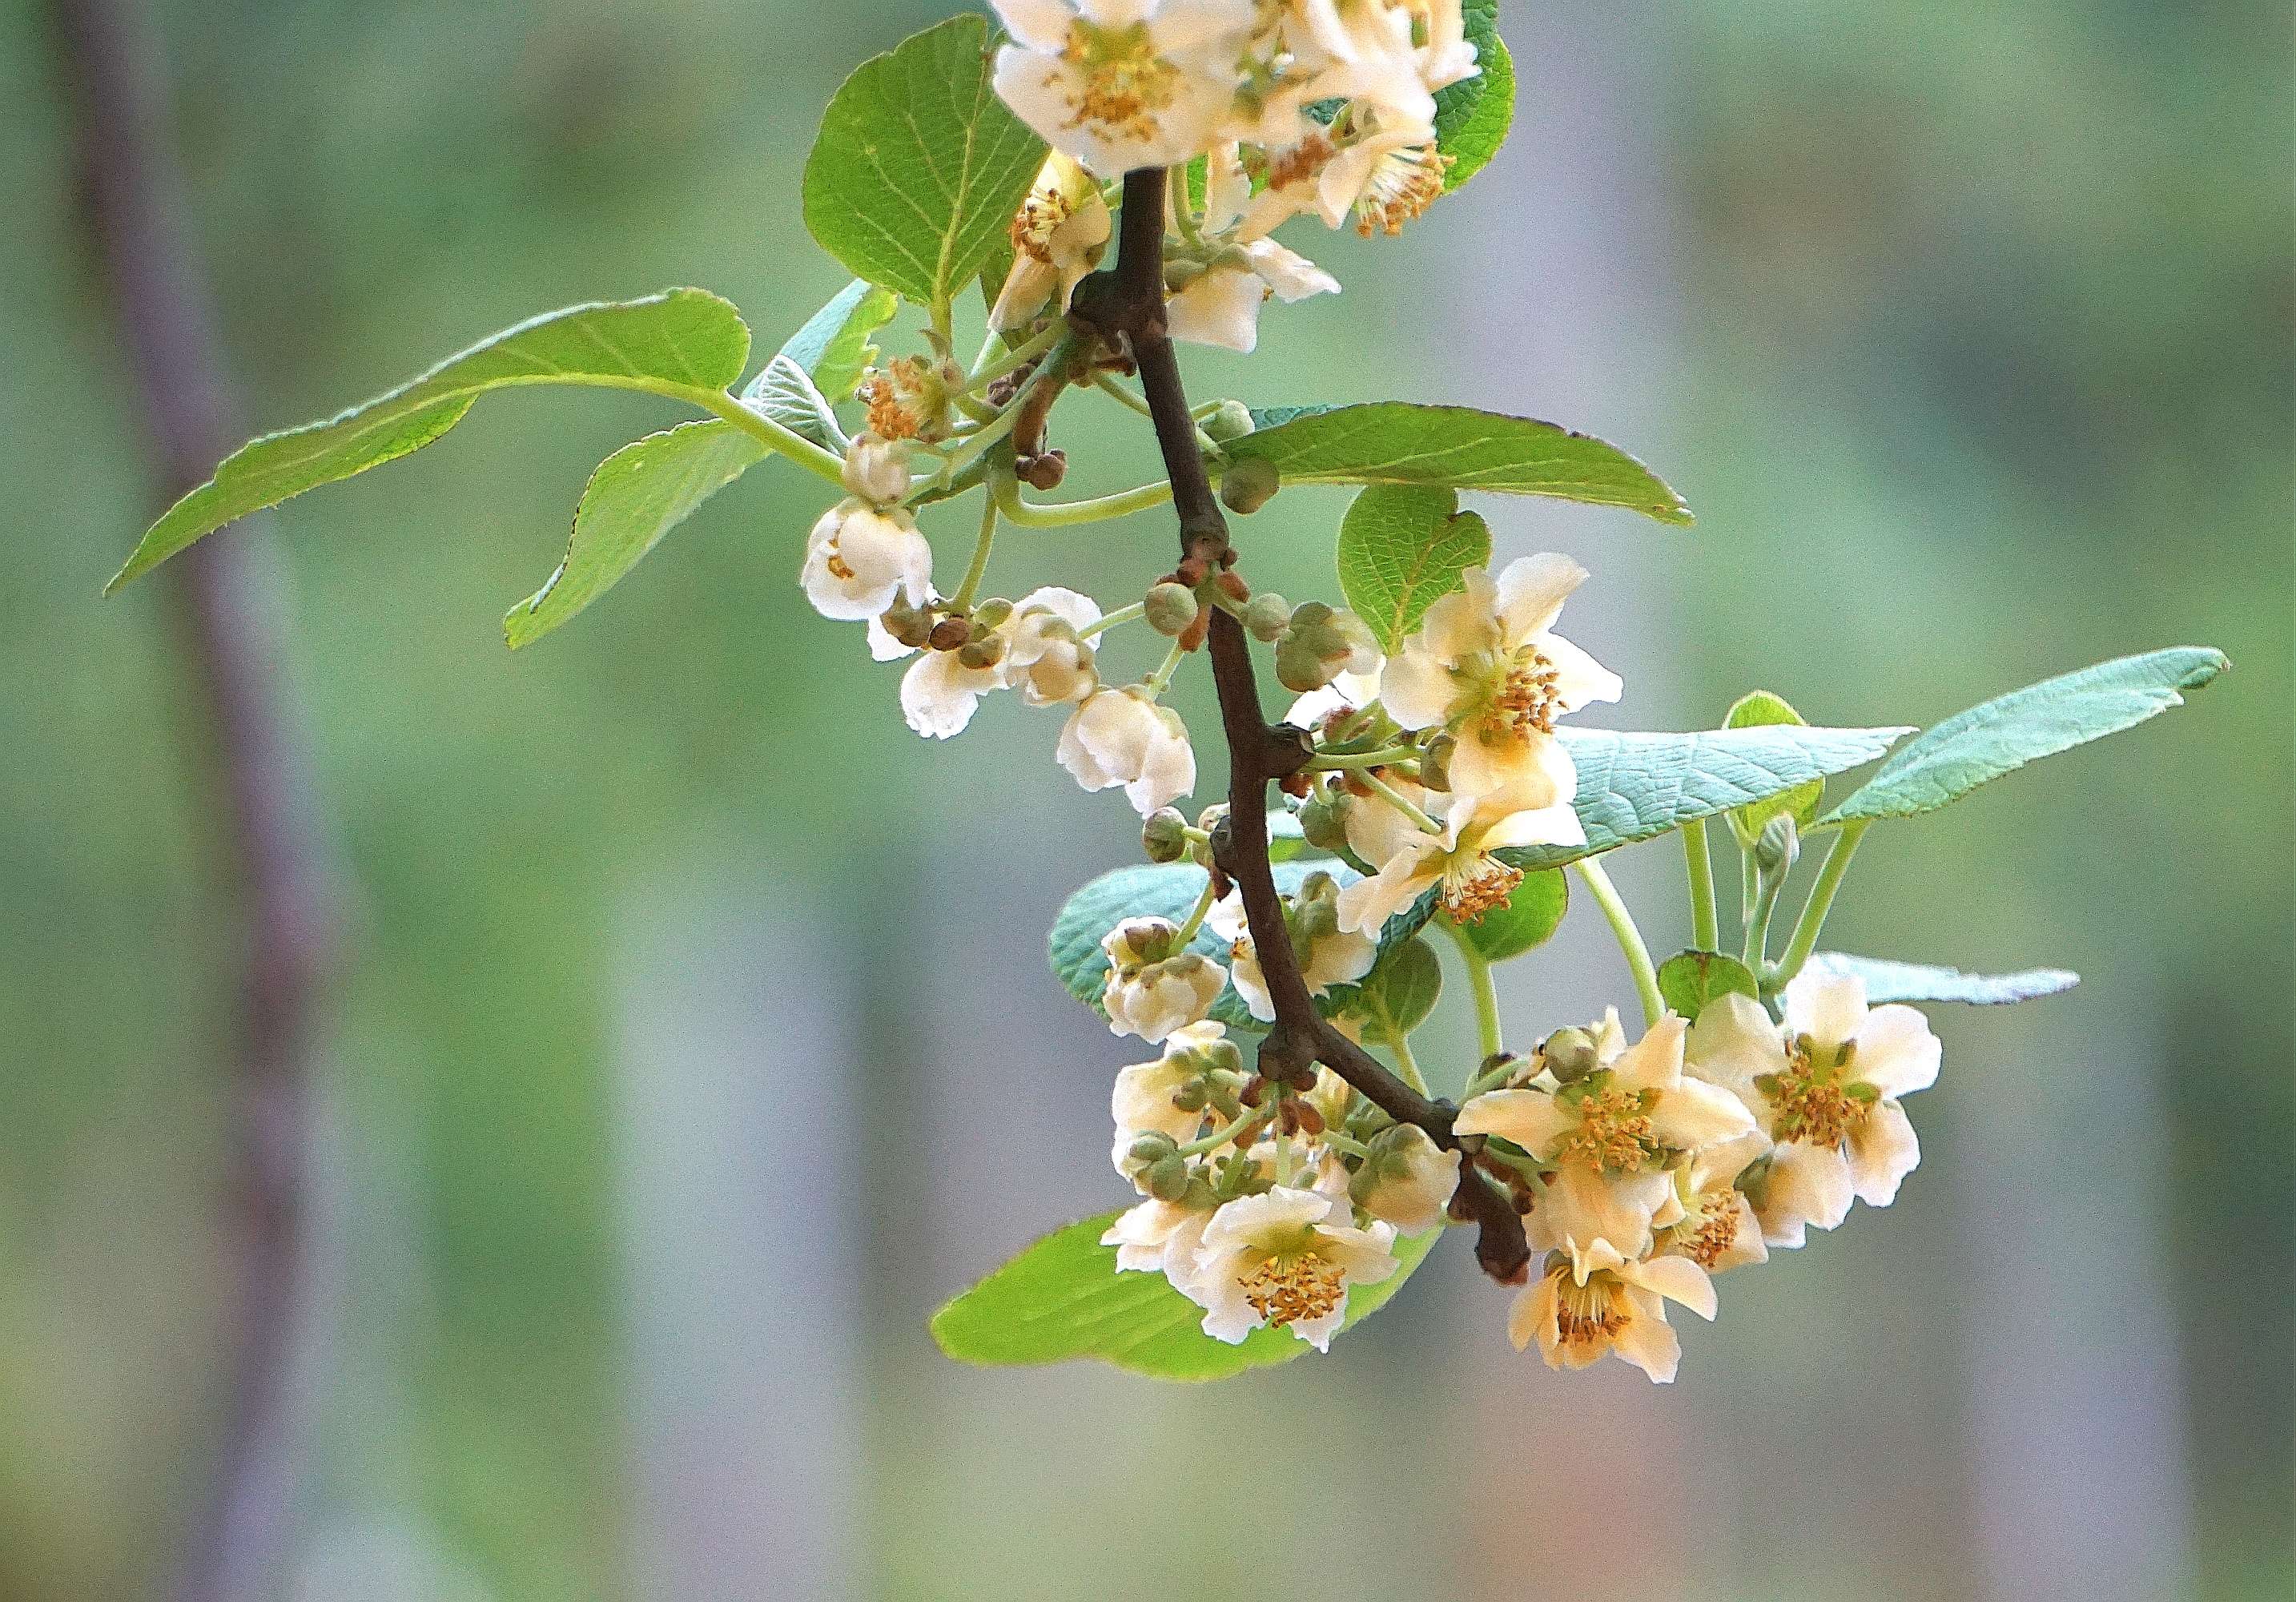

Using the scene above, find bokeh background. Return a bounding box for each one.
[2,2,2290,1599]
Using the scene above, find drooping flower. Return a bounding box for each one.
[1656,1132,1771,1274]
[1186,1185,1398,1349]
[991,0,1267,175]
[1686,975,1942,1248]
[1164,143,1341,352]
[990,153,1115,331]
[799,503,931,622]
[1379,555,1621,809]
[1100,916,1227,1043]
[1058,686,1196,815]
[1349,1123,1462,1235]
[1455,1013,1757,1258]
[1334,783,1581,935]
[899,648,1003,739]
[1511,1238,1717,1382]
[1109,1019,1237,1174]
[1206,871,1377,1021]
[1004,586,1103,706]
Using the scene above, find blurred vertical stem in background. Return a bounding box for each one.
[46,2,344,1599]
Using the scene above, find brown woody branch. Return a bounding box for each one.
[1070,168,1529,1284]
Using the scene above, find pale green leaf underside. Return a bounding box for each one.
[107,290,752,593]
[1502,724,1912,873]
[1723,689,1819,846]
[503,422,768,648]
[1231,403,1691,524]
[770,279,898,405]
[1433,2,1514,191]
[929,1211,1440,1379]
[1806,952,2080,1006]
[1822,647,2228,825]
[1336,484,1491,653]
[801,14,1047,310]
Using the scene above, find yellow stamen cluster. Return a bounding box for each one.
[1240,1250,1347,1327]
[861,356,936,442]
[1057,21,1177,143]
[1682,1193,1743,1269]
[1264,129,1338,191]
[1554,1270,1629,1351]
[1354,143,1453,237]
[1492,648,1566,736]
[1767,1038,1872,1147]
[1442,854,1524,923]
[1556,1086,1662,1173]
[1012,187,1077,264]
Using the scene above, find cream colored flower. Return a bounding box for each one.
[1109,1019,1235,1174]
[1334,784,1580,935]
[1456,1013,1756,1258]
[1100,916,1226,1043]
[1656,1132,1771,1274]
[799,502,931,622]
[1350,1123,1462,1235]
[991,0,1265,175]
[1511,1238,1717,1383]
[1004,586,1103,706]
[1206,871,1376,1022]
[1379,556,1620,809]
[1167,238,1341,352]
[1187,1185,1398,1349]
[1103,1197,1214,1290]
[1058,686,1196,815]
[990,153,1114,332]
[899,649,1003,739]
[1687,976,1941,1248]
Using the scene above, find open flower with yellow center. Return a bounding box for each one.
[1378,555,1621,811]
[1512,1238,1718,1383]
[799,503,931,622]
[990,153,1114,332]
[1687,976,1941,1248]
[1206,871,1377,1021]
[1165,143,1341,352]
[1656,1132,1771,1274]
[991,0,1266,175]
[1187,1185,1398,1348]
[1457,1013,1757,1258]
[1334,783,1582,936]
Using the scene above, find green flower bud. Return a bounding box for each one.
[1755,813,1800,876]
[1220,457,1281,515]
[957,633,1007,670]
[1243,592,1293,642]
[1146,1154,1192,1202]
[1298,787,1353,851]
[880,596,936,650]
[1274,630,1337,693]
[1200,399,1257,443]
[969,598,1014,632]
[1542,1026,1602,1085]
[1144,582,1201,638]
[1141,807,1190,863]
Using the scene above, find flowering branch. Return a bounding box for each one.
[1072,167,1530,1286]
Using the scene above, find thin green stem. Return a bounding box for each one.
[947,493,999,612]
[1172,872,1220,946]
[593,377,846,484]
[993,472,1174,528]
[1173,1101,1273,1159]
[1772,820,1870,991]
[1306,744,1420,773]
[1440,919,1504,1066]
[1143,637,1188,695]
[1683,817,1719,952]
[1382,1028,1430,1096]
[1167,166,1203,248]
[1574,857,1665,1028]
[1358,769,1444,835]
[1077,601,1144,640]
[963,324,1062,392]
[1092,370,1223,456]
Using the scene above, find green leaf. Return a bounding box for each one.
[1822,648,2229,826]
[743,356,843,451]
[108,290,753,593]
[1804,953,2079,1007]
[1227,403,1691,525]
[1723,690,1820,848]
[1656,950,1760,1021]
[503,421,769,649]
[1347,937,1444,1038]
[930,1211,1440,1379]
[1266,810,1313,863]
[1451,870,1567,964]
[1501,724,1912,874]
[770,279,897,404]
[801,14,1047,312]
[1335,485,1492,652]
[1048,860,1425,1031]
[1433,2,1515,191]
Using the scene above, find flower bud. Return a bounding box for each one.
[1542,1026,1601,1085]
[1144,582,1201,638]
[1142,807,1190,863]
[879,595,936,650]
[1297,786,1353,851]
[1220,457,1281,515]
[1417,735,1454,792]
[840,433,911,505]
[1242,592,1292,642]
[970,598,1015,633]
[1200,399,1257,443]
[1146,1153,1193,1202]
[1274,602,1378,693]
[1755,813,1801,876]
[957,634,1007,670]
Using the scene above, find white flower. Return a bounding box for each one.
[1103,1197,1214,1290]
[1100,917,1227,1044]
[840,432,911,506]
[799,501,932,622]
[1166,238,1342,352]
[1109,1019,1234,1174]
[1352,1124,1462,1235]
[1186,1185,1398,1349]
[989,153,1114,331]
[1057,686,1196,815]
[899,649,1003,739]
[1380,555,1620,809]
[1511,1238,1717,1383]
[1004,586,1103,706]
[1334,783,1581,934]
[1205,872,1377,1022]
[1656,1132,1771,1274]
[1687,976,1942,1248]
[1286,0,1443,131]
[1285,663,1383,728]
[1455,1013,1757,1258]
[991,0,1265,175]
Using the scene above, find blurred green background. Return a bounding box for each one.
[2,2,2289,1599]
